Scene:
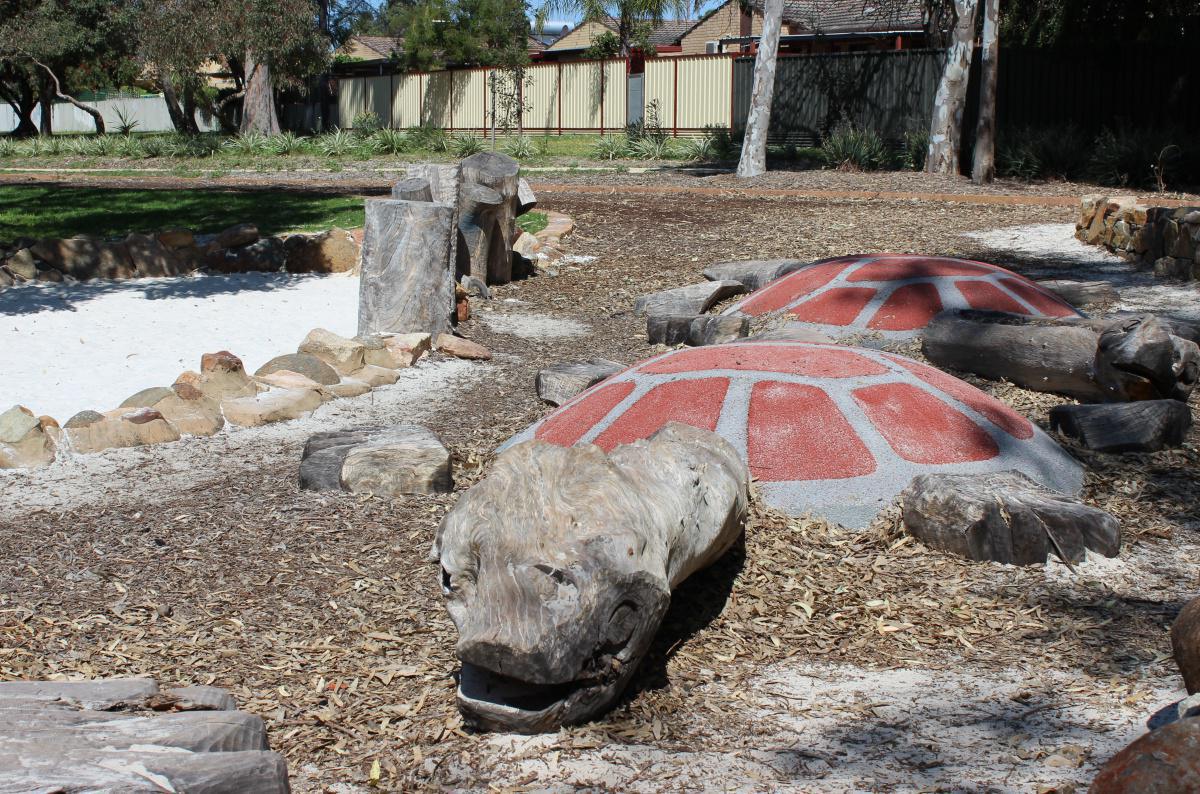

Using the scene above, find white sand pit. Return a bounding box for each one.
[0,272,360,422]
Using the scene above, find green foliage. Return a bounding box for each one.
[1088,126,1184,190]
[537,0,691,56]
[352,111,383,135]
[222,132,270,155]
[389,0,531,71]
[898,129,929,171]
[517,211,548,235]
[452,133,486,157]
[315,130,358,156]
[112,105,141,135]
[819,124,889,171]
[678,126,737,162]
[373,128,411,155]
[591,135,628,161]
[628,135,675,160]
[408,125,451,153]
[996,124,1090,181]
[503,135,539,159]
[583,31,622,59]
[0,138,16,158]
[265,132,308,156]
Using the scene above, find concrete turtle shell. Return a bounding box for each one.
[504,341,1083,528]
[724,254,1083,339]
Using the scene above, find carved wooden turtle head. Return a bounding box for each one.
[436,440,672,733]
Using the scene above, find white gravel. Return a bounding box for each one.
[0,271,361,422]
[479,310,590,340]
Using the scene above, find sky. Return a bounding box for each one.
[356,0,725,28]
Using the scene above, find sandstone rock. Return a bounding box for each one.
[901,470,1119,565]
[64,410,105,429]
[283,228,359,274]
[255,353,340,386]
[35,266,65,283]
[0,267,14,287]
[513,231,539,258]
[196,351,258,400]
[1154,256,1194,280]
[213,236,286,273]
[120,386,176,408]
[4,248,37,280]
[254,369,330,397]
[65,408,181,454]
[298,328,366,375]
[435,334,491,360]
[125,233,181,278]
[151,393,224,436]
[340,425,453,496]
[1173,596,1200,695]
[327,378,372,398]
[703,259,805,290]
[222,388,323,427]
[1090,718,1200,793]
[300,427,383,490]
[349,364,400,387]
[634,280,747,318]
[360,332,431,369]
[215,223,259,249]
[536,360,625,406]
[156,228,194,249]
[174,371,201,388]
[0,405,57,468]
[30,237,134,280]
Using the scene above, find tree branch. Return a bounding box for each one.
[30,56,106,134]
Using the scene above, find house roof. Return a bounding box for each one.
[751,0,925,34]
[352,35,405,59]
[547,17,696,50]
[527,34,547,53]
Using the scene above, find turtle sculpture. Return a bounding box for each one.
[503,341,1084,528]
[723,254,1082,339]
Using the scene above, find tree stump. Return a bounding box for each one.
[459,152,520,285]
[901,470,1120,565]
[358,198,456,337]
[1049,400,1192,453]
[0,678,289,792]
[438,423,748,733]
[455,183,506,284]
[392,176,433,202]
[923,310,1200,403]
[536,359,625,406]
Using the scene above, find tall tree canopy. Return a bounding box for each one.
[1001,0,1199,47]
[536,0,695,56]
[371,0,531,71]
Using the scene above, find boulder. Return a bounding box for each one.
[513,231,539,258]
[120,386,176,408]
[0,405,57,468]
[64,408,182,454]
[156,228,194,249]
[435,334,491,360]
[151,391,224,437]
[1035,279,1117,308]
[221,388,323,427]
[901,470,1120,565]
[124,233,181,278]
[35,265,66,283]
[1049,400,1192,453]
[4,248,38,280]
[196,351,258,400]
[536,359,625,406]
[298,328,366,375]
[703,259,805,291]
[215,223,259,249]
[29,237,135,280]
[0,267,14,287]
[340,425,453,497]
[254,370,332,400]
[1089,718,1200,794]
[360,332,431,369]
[348,364,400,387]
[300,425,452,496]
[212,237,286,273]
[1173,596,1200,695]
[327,378,372,398]
[283,227,359,274]
[0,677,290,792]
[634,280,747,318]
[254,353,340,386]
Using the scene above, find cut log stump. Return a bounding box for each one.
[536,359,625,406]
[1035,278,1117,308]
[901,470,1120,565]
[392,176,433,202]
[1049,400,1192,453]
[0,677,289,792]
[646,314,698,346]
[438,423,748,733]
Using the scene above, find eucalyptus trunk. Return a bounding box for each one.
[971,0,1000,184]
[240,51,281,135]
[926,0,980,175]
[736,0,783,178]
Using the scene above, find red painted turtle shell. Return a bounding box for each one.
[724,254,1082,338]
[504,342,1083,528]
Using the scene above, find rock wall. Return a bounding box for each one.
[1077,194,1200,280]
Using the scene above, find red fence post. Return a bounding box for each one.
[673,58,679,137]
[557,62,563,135]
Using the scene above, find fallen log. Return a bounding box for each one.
[1049,400,1192,453]
[922,310,1200,403]
[437,422,748,733]
[1034,279,1117,308]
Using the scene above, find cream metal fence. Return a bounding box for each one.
[335,54,735,136]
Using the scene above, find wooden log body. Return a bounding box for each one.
[357,199,455,337]
[437,423,749,733]
[901,470,1120,565]
[1049,400,1192,453]
[455,183,505,284]
[1034,279,1117,308]
[923,310,1199,403]
[459,152,520,285]
[536,359,625,406]
[391,176,433,202]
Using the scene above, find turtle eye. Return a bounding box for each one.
[441,566,454,595]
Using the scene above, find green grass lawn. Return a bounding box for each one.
[0,185,366,240]
[517,211,548,235]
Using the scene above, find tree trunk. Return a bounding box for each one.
[240,51,280,135]
[36,72,52,135]
[0,76,37,137]
[971,0,999,183]
[34,60,104,134]
[926,0,980,175]
[180,84,200,134]
[160,74,190,134]
[736,0,784,178]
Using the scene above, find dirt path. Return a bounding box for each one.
[1,188,1195,792]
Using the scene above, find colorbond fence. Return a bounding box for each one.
[335,54,734,135]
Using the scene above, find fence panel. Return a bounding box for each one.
[559,61,604,131]
[522,63,560,132]
[675,56,733,133]
[452,69,487,131]
[602,60,628,131]
[421,72,453,128]
[1,94,220,134]
[392,74,421,128]
[643,59,676,131]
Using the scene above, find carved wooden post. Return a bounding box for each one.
[455,184,505,284]
[459,152,520,284]
[392,176,433,202]
[357,199,455,337]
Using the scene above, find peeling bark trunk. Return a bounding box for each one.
[33,60,104,134]
[0,73,38,137]
[736,0,783,179]
[971,0,999,183]
[926,0,980,175]
[240,52,280,136]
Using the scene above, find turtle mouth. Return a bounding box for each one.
[457,663,596,733]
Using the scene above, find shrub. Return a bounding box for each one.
[265,132,308,156]
[222,132,269,155]
[408,125,450,153]
[628,135,675,160]
[591,135,627,161]
[677,135,714,162]
[352,110,383,136]
[898,129,928,171]
[503,135,538,159]
[373,128,410,155]
[316,129,358,157]
[1088,126,1186,190]
[112,105,141,135]
[820,124,889,171]
[452,133,485,157]
[115,136,145,158]
[0,138,15,158]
